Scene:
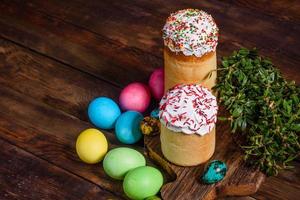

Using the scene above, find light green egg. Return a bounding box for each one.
[103,147,146,180]
[123,166,163,200]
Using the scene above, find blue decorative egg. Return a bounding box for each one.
[201,160,227,184]
[115,111,143,144]
[150,108,159,119]
[88,97,121,129]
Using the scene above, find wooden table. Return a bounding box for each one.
[0,0,299,199]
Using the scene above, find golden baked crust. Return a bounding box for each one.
[164,48,217,91]
[160,125,215,166]
[164,47,215,63]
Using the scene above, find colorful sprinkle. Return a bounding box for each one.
[159,84,218,136]
[163,9,219,57]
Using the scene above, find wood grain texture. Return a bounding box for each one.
[252,161,300,200]
[0,139,120,200]
[223,0,300,24]
[145,109,265,200]
[0,0,160,86]
[0,85,128,197]
[18,0,300,78]
[21,0,300,58]
[252,176,300,200]
[0,38,120,121]
[1,0,300,83]
[0,0,299,199]
[218,197,256,200]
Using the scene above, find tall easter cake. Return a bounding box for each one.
[163,9,219,91]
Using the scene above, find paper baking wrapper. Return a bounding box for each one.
[160,125,215,166]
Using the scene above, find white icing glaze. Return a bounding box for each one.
[159,84,218,136]
[162,9,219,57]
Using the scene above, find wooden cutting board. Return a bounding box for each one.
[144,108,265,200]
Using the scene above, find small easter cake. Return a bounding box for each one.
[159,84,218,166]
[163,8,219,92]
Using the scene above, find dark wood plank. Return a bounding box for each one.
[0,1,299,199]
[1,0,300,85]
[218,197,256,200]
[27,0,164,54]
[274,161,300,186]
[222,0,300,24]
[23,0,300,58]
[0,0,160,87]
[252,176,300,200]
[251,161,300,200]
[0,85,129,197]
[21,0,300,75]
[0,38,120,121]
[0,139,120,200]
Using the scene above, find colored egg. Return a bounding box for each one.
[119,82,151,113]
[115,111,143,144]
[88,97,121,129]
[103,147,146,180]
[123,166,163,200]
[76,128,108,164]
[145,196,161,200]
[148,68,164,100]
[150,108,159,119]
[201,160,227,184]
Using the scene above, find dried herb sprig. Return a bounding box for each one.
[214,48,300,176]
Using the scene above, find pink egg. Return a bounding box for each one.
[148,68,164,100]
[119,82,151,113]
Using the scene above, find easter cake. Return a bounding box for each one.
[159,84,218,166]
[163,9,219,91]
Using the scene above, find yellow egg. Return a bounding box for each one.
[76,128,108,164]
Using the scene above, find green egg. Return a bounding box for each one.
[103,147,146,180]
[123,166,163,200]
[145,196,161,200]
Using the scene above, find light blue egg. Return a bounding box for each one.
[115,111,143,144]
[88,97,121,129]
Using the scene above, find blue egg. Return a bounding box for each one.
[201,160,227,184]
[115,111,143,144]
[88,97,121,129]
[150,108,159,119]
